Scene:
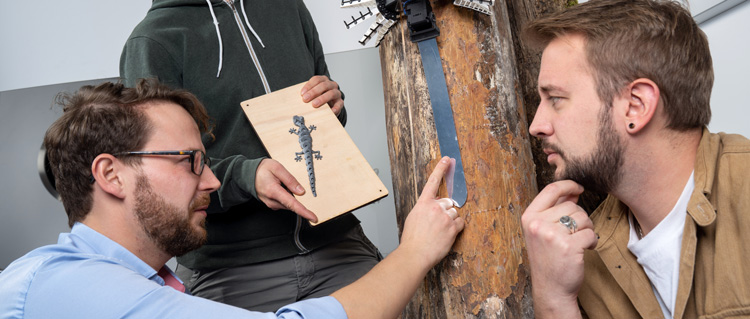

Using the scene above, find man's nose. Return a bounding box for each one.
[529,105,552,138]
[200,166,221,192]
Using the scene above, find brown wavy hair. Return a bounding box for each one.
[44,78,212,227]
[524,0,713,130]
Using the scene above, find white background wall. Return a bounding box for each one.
[1,1,749,269]
[700,1,750,135]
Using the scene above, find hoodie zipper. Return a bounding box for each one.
[222,0,306,253]
[222,0,271,94]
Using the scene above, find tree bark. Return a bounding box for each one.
[378,0,601,318]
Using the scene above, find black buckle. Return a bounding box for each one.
[405,0,440,42]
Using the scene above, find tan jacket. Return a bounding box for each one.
[579,129,750,319]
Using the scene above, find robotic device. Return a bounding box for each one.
[340,0,399,46]
[340,0,493,46]
[341,0,493,207]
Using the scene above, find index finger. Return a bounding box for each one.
[272,162,306,196]
[300,75,328,96]
[526,180,584,214]
[418,156,452,201]
[276,190,318,223]
[286,196,318,223]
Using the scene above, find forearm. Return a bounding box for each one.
[531,279,582,319]
[331,246,429,319]
[207,155,264,213]
[332,157,463,318]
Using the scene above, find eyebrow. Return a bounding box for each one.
[538,84,567,95]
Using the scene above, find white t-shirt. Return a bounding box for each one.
[627,172,695,319]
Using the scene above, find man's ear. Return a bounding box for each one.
[91,154,127,199]
[623,78,660,134]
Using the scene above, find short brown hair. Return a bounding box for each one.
[44,78,212,227]
[524,0,713,130]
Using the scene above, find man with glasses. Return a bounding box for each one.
[0,79,464,318]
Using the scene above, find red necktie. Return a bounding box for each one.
[157,267,186,293]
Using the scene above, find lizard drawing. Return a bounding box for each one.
[289,115,322,197]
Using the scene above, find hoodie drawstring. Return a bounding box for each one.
[206,0,224,77]
[240,0,265,49]
[206,0,266,78]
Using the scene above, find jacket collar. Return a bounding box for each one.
[590,128,717,318]
[594,127,717,241]
[689,127,718,226]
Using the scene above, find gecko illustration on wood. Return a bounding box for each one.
[289,115,322,197]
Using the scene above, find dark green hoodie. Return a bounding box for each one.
[120,0,358,269]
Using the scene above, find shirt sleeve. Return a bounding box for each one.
[276,296,348,319]
[208,155,265,212]
[134,289,348,319]
[20,256,347,319]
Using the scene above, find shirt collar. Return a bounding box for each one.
[63,223,164,285]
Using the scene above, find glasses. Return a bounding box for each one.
[113,150,211,176]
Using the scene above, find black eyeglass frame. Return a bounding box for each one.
[112,150,211,176]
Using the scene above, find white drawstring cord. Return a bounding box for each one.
[206,0,224,77]
[240,0,265,48]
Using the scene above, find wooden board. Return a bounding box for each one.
[241,83,388,225]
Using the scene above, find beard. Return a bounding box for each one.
[134,175,209,257]
[544,105,625,194]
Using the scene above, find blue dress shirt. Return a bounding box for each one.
[0,223,347,319]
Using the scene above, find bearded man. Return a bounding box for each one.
[521,0,750,318]
[0,79,464,319]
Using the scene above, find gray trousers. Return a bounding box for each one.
[176,225,382,312]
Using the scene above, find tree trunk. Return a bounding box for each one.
[378,1,599,318]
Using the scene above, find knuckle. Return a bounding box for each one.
[570,210,587,221]
[539,229,559,244]
[268,160,280,169]
[521,211,534,225]
[581,228,598,241]
[543,182,561,194]
[430,204,443,214]
[558,201,576,210]
[266,201,281,210]
[429,175,440,185]
[525,218,544,235]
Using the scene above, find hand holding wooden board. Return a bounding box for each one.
[241,83,388,225]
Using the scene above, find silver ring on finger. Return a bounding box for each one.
[559,215,577,234]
